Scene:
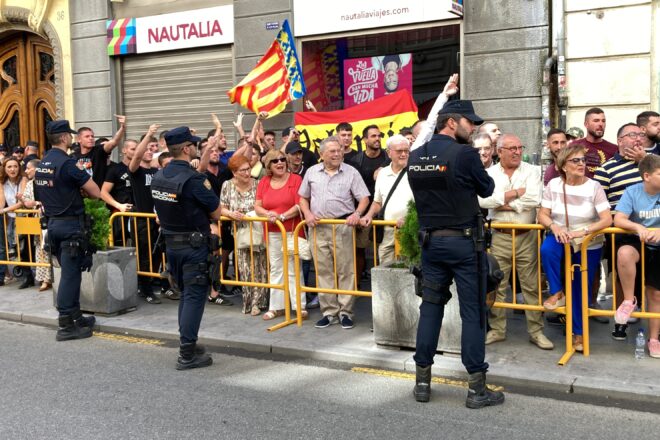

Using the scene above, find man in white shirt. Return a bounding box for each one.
[478,134,553,350]
[360,135,414,265]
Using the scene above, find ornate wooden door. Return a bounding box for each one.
[0,33,56,154]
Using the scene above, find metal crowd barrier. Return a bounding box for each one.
[486,223,577,365]
[287,219,397,329]
[580,227,660,356]
[108,212,293,331]
[0,209,49,271]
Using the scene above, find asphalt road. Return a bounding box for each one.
[0,320,657,440]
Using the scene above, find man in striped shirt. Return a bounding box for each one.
[594,123,649,337]
[594,123,647,211]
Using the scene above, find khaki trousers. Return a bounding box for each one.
[314,224,356,319]
[489,230,543,336]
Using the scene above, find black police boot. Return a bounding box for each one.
[176,342,213,371]
[72,309,96,329]
[466,371,505,409]
[18,271,35,289]
[55,315,93,342]
[413,365,432,402]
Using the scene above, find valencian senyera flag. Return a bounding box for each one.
[227,20,306,117]
[294,90,418,155]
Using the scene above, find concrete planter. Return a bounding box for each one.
[371,264,461,354]
[53,246,138,315]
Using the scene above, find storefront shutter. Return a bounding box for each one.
[121,46,235,148]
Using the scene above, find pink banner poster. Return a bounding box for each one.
[343,53,412,108]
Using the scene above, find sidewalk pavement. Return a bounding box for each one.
[1,283,658,405]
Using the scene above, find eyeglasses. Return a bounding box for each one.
[391,149,410,155]
[567,157,586,164]
[500,146,525,152]
[476,147,492,152]
[619,132,644,139]
[236,167,251,173]
[269,157,287,165]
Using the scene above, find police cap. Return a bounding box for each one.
[164,126,201,146]
[438,100,484,125]
[46,120,77,134]
[12,146,24,154]
[285,141,303,154]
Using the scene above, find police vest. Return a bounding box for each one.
[407,140,480,229]
[34,149,84,217]
[151,165,204,233]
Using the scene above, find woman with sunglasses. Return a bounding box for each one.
[220,155,268,315]
[538,144,611,351]
[254,150,307,320]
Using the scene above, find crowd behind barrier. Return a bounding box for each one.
[0,206,657,364]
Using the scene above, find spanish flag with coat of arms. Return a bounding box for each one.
[227,20,306,117]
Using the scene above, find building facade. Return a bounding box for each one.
[0,1,657,156]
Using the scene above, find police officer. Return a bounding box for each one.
[407,101,504,408]
[35,120,101,341]
[150,126,222,370]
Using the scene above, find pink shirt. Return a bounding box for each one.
[256,173,303,234]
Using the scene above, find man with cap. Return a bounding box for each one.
[285,141,310,178]
[408,99,504,408]
[34,120,101,341]
[282,126,317,168]
[0,144,7,161]
[565,126,584,143]
[12,146,25,166]
[150,126,223,370]
[23,141,40,165]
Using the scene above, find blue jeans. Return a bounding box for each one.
[540,235,601,336]
[167,245,210,345]
[413,236,488,374]
[48,219,84,317]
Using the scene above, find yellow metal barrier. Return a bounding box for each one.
[109,212,162,278]
[580,227,660,356]
[219,215,293,332]
[0,209,49,269]
[487,223,576,365]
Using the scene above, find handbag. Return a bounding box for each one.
[286,205,312,260]
[562,182,604,253]
[235,210,264,249]
[374,168,407,244]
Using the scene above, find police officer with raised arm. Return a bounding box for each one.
[35,120,101,341]
[408,100,504,408]
[150,127,223,370]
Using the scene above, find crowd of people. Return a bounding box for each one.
[1,77,659,364]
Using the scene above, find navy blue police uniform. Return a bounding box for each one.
[150,126,220,369]
[407,100,504,408]
[34,120,97,341]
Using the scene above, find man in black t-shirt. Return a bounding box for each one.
[337,122,358,163]
[101,140,136,246]
[347,125,390,280]
[129,124,162,304]
[73,115,126,187]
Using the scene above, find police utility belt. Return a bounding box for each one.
[164,232,219,251]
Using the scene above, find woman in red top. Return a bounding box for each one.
[254,149,307,320]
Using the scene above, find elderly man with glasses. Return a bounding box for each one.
[360,134,414,265]
[478,134,553,350]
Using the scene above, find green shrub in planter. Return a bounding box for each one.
[84,198,111,251]
[395,199,421,266]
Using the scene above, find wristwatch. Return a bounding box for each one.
[279,214,286,222]
[583,226,590,234]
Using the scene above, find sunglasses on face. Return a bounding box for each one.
[567,157,586,164]
[269,157,287,165]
